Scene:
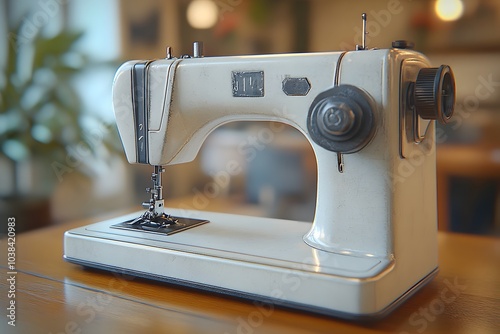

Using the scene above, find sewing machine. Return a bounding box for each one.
[64,15,456,318]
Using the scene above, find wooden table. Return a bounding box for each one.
[1,211,499,334]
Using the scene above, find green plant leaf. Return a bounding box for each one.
[1,13,121,193]
[33,31,84,69]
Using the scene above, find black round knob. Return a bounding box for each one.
[414,65,455,124]
[392,40,415,49]
[307,85,376,154]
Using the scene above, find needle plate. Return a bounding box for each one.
[111,216,209,236]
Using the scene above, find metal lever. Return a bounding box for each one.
[337,152,344,173]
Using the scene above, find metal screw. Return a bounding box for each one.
[321,102,355,136]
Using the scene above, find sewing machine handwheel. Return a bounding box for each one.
[414,65,455,124]
[307,85,376,154]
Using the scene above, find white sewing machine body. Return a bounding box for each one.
[64,42,455,318]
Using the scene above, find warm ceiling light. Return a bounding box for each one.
[435,0,464,21]
[187,0,218,29]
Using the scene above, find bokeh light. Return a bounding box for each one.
[187,0,218,29]
[435,0,464,21]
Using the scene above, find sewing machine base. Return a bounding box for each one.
[64,208,437,319]
[66,256,437,320]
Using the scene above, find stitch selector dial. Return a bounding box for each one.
[308,85,376,153]
[414,65,455,124]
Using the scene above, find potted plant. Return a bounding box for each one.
[0,21,120,233]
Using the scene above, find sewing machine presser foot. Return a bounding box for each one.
[111,166,209,235]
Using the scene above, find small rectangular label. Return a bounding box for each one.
[232,71,264,97]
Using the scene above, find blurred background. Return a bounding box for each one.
[0,0,499,235]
